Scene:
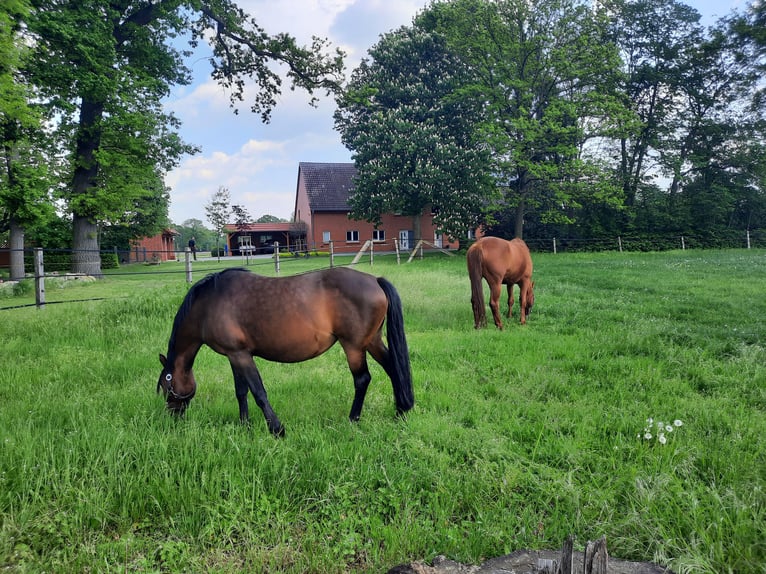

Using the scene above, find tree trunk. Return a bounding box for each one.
[9,218,25,281]
[412,214,422,245]
[72,215,102,277]
[514,200,525,239]
[70,97,104,276]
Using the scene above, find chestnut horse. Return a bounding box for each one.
[157,267,414,436]
[467,237,535,329]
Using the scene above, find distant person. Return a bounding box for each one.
[188,236,197,260]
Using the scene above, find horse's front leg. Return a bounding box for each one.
[229,353,284,437]
[489,282,504,329]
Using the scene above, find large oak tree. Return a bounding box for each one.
[26,0,344,275]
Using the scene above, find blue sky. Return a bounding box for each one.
[162,0,746,226]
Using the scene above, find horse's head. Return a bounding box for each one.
[157,353,197,415]
[525,282,535,317]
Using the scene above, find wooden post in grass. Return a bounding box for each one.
[34,248,45,309]
[185,248,192,283]
[395,239,400,264]
[274,242,280,274]
[329,241,334,267]
[584,537,608,574]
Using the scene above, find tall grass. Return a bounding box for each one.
[0,250,764,573]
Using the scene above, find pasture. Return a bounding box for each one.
[0,249,764,573]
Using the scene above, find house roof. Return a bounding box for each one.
[299,162,356,212]
[223,223,294,233]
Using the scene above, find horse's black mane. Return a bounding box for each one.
[165,268,251,357]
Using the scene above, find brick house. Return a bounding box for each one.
[293,162,460,253]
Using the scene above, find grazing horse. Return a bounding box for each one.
[157,267,414,436]
[466,236,535,329]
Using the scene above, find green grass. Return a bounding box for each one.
[0,250,764,573]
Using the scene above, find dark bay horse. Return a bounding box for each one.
[157,267,414,436]
[467,237,535,329]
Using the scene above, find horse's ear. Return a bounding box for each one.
[159,353,167,367]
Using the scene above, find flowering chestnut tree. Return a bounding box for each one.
[334,27,494,242]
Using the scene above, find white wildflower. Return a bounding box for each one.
[674,420,683,427]
[658,434,667,445]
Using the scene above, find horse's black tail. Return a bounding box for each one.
[466,245,486,328]
[377,277,414,414]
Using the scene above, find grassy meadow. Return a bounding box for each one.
[0,249,764,573]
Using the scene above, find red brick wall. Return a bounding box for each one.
[306,211,460,254]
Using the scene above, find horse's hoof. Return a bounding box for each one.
[271,425,286,438]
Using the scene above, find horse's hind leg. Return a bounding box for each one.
[489,281,504,329]
[342,345,372,422]
[229,352,284,437]
[506,283,515,318]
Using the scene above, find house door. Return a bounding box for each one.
[399,230,411,250]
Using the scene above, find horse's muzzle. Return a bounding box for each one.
[165,390,195,415]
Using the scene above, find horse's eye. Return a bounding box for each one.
[165,373,172,382]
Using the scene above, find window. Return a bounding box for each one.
[346,230,359,242]
[372,229,385,242]
[322,231,331,243]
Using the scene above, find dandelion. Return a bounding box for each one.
[642,416,683,445]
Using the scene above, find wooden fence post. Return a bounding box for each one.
[618,236,623,252]
[553,237,557,254]
[681,235,686,250]
[34,248,45,309]
[185,248,193,283]
[274,242,280,274]
[747,229,751,249]
[329,241,334,268]
[395,239,400,264]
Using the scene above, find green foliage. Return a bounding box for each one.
[21,0,345,274]
[335,25,494,239]
[0,250,764,573]
[100,252,118,270]
[417,0,632,237]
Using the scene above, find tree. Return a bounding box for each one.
[603,0,705,219]
[25,0,344,276]
[418,0,633,239]
[256,214,286,223]
[335,25,493,241]
[0,0,54,279]
[231,203,251,260]
[205,186,231,258]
